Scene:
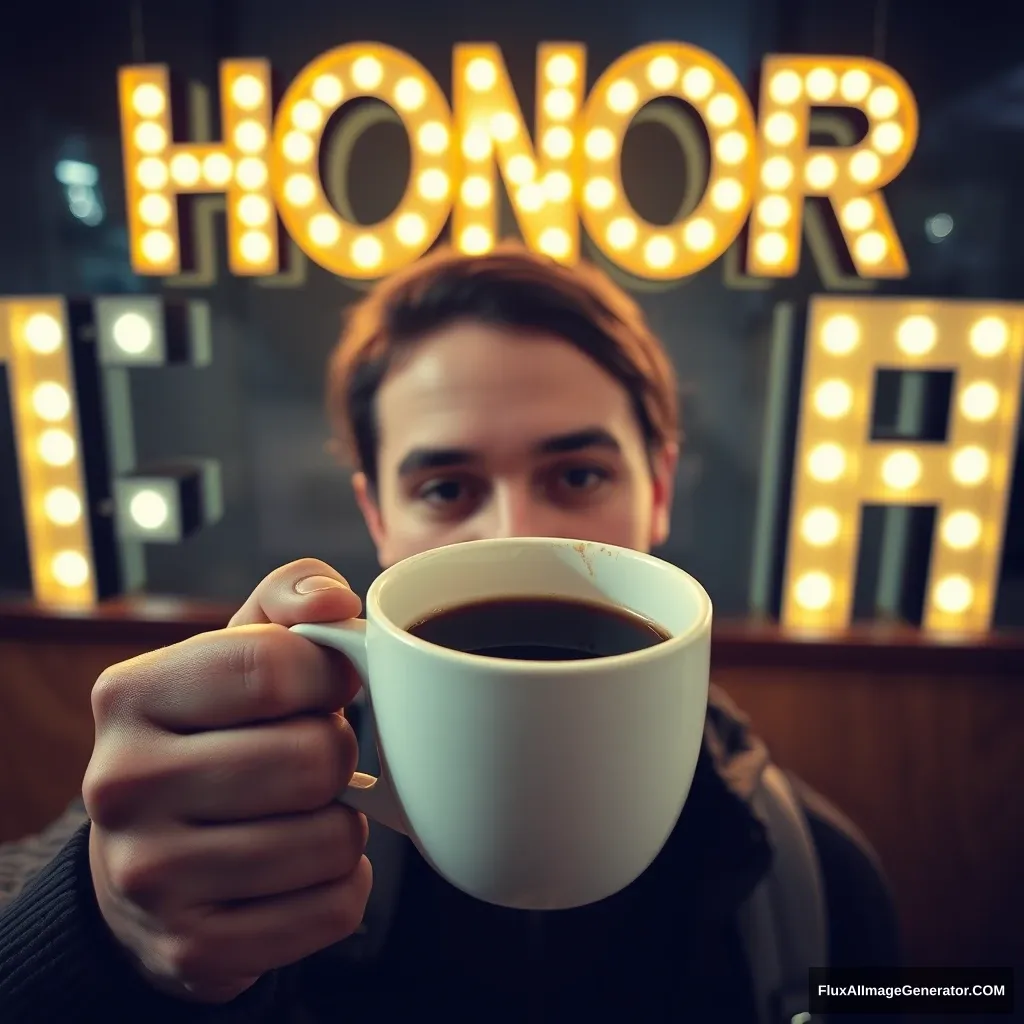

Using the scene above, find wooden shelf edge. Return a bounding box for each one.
[1,595,1021,675]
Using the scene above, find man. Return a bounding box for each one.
[0,246,899,1022]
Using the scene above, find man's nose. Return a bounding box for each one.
[488,482,549,539]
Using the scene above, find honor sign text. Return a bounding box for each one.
[118,42,919,282]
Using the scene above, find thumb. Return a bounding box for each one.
[228,557,363,628]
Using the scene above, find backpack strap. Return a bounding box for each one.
[740,763,828,1024]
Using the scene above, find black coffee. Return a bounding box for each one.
[406,596,670,661]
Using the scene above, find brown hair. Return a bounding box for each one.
[326,243,679,489]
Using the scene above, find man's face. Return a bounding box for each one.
[352,320,678,568]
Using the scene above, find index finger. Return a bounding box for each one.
[94,624,361,732]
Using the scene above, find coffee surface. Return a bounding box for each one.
[406,596,670,661]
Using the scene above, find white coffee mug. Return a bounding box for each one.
[291,536,712,911]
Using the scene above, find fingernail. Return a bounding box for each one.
[295,575,350,595]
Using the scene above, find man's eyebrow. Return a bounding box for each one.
[395,427,622,478]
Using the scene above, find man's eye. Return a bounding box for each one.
[559,466,609,491]
[417,479,468,505]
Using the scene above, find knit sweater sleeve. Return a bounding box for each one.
[0,822,289,1024]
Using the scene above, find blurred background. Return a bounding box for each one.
[1,0,1022,622]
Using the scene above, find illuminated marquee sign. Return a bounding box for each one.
[118,42,918,282]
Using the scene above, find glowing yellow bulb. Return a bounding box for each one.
[941,510,983,550]
[716,131,748,164]
[820,314,860,355]
[959,381,1000,422]
[681,66,714,101]
[231,74,265,110]
[23,314,63,354]
[807,442,846,482]
[490,111,519,142]
[292,100,323,132]
[395,213,427,247]
[139,193,171,226]
[134,122,167,154]
[710,178,744,212]
[646,55,680,90]
[969,317,1009,358]
[417,121,449,155]
[351,235,383,269]
[141,230,174,264]
[51,550,90,589]
[31,382,71,422]
[202,153,233,186]
[607,79,640,114]
[754,232,788,266]
[418,169,450,201]
[867,85,899,119]
[761,156,793,189]
[683,217,716,252]
[460,176,491,208]
[234,121,267,156]
[545,54,578,87]
[769,69,802,104]
[800,507,841,546]
[854,231,888,265]
[881,450,922,490]
[38,429,76,466]
[542,127,573,159]
[462,129,492,162]
[236,158,268,190]
[933,575,974,615]
[840,69,871,102]
[394,77,426,112]
[460,225,492,254]
[282,130,314,163]
[706,94,738,128]
[465,58,497,92]
[950,446,990,486]
[805,67,837,101]
[506,155,535,186]
[239,231,272,264]
[351,57,384,91]
[237,194,271,227]
[757,195,791,227]
[607,217,638,250]
[517,183,545,212]
[544,88,576,120]
[896,315,937,356]
[794,571,834,611]
[849,150,881,183]
[136,158,168,190]
[813,379,854,419]
[840,197,874,231]
[43,487,82,526]
[804,153,837,189]
[584,128,616,161]
[538,227,571,258]
[542,171,572,202]
[644,235,676,269]
[167,153,199,186]
[308,213,341,247]
[284,173,316,207]
[872,122,904,154]
[312,74,344,107]
[132,83,166,117]
[764,111,798,146]
[583,178,615,210]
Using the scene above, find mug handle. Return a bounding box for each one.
[290,621,409,835]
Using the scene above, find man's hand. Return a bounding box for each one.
[83,559,372,1004]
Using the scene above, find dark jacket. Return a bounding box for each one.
[0,686,900,1023]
